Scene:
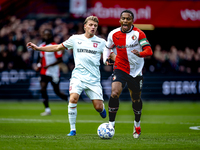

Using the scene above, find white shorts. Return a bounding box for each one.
[69,78,104,101]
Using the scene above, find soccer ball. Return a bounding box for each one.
[97,123,115,139]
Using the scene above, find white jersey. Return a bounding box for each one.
[62,34,106,84]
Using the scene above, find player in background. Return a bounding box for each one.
[34,29,68,116]
[27,16,107,136]
[103,10,153,138]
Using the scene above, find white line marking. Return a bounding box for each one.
[189,126,200,130]
[0,118,198,125]
[0,118,132,123]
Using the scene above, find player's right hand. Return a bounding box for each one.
[33,63,41,71]
[26,42,38,50]
[106,58,114,66]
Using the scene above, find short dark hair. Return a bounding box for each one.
[120,10,134,19]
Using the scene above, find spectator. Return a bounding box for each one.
[177,49,186,73]
[153,44,169,73]
[168,46,179,72]
[0,15,200,76]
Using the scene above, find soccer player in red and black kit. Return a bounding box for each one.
[103,10,153,138]
[35,29,68,116]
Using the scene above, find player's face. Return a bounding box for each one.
[84,20,98,37]
[43,31,52,41]
[119,12,133,32]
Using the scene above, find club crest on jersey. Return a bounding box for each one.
[69,86,72,91]
[132,35,137,40]
[93,43,98,48]
[113,75,116,81]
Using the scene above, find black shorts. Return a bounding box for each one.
[112,69,143,93]
[40,75,60,85]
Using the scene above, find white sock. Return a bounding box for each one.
[109,121,115,128]
[68,103,77,131]
[45,107,51,113]
[134,120,140,127]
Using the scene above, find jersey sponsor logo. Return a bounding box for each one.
[132,35,137,40]
[93,43,98,48]
[91,40,101,43]
[77,48,97,54]
[116,44,136,49]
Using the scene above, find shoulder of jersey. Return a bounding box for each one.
[132,26,143,33]
[110,27,121,34]
[72,34,83,38]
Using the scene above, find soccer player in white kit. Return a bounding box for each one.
[27,16,107,136]
[103,10,153,138]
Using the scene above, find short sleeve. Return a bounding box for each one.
[105,32,115,49]
[62,35,74,50]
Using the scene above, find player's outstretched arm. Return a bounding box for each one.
[27,42,65,52]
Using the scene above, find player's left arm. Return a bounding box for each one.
[132,45,153,57]
[131,31,153,57]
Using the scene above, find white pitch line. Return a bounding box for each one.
[189,126,200,130]
[0,118,67,123]
[0,118,132,123]
[0,118,198,125]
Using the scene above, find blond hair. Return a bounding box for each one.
[84,16,99,25]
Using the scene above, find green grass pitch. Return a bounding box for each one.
[0,101,200,150]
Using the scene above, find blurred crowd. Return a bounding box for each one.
[0,16,200,75]
[144,45,200,75]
